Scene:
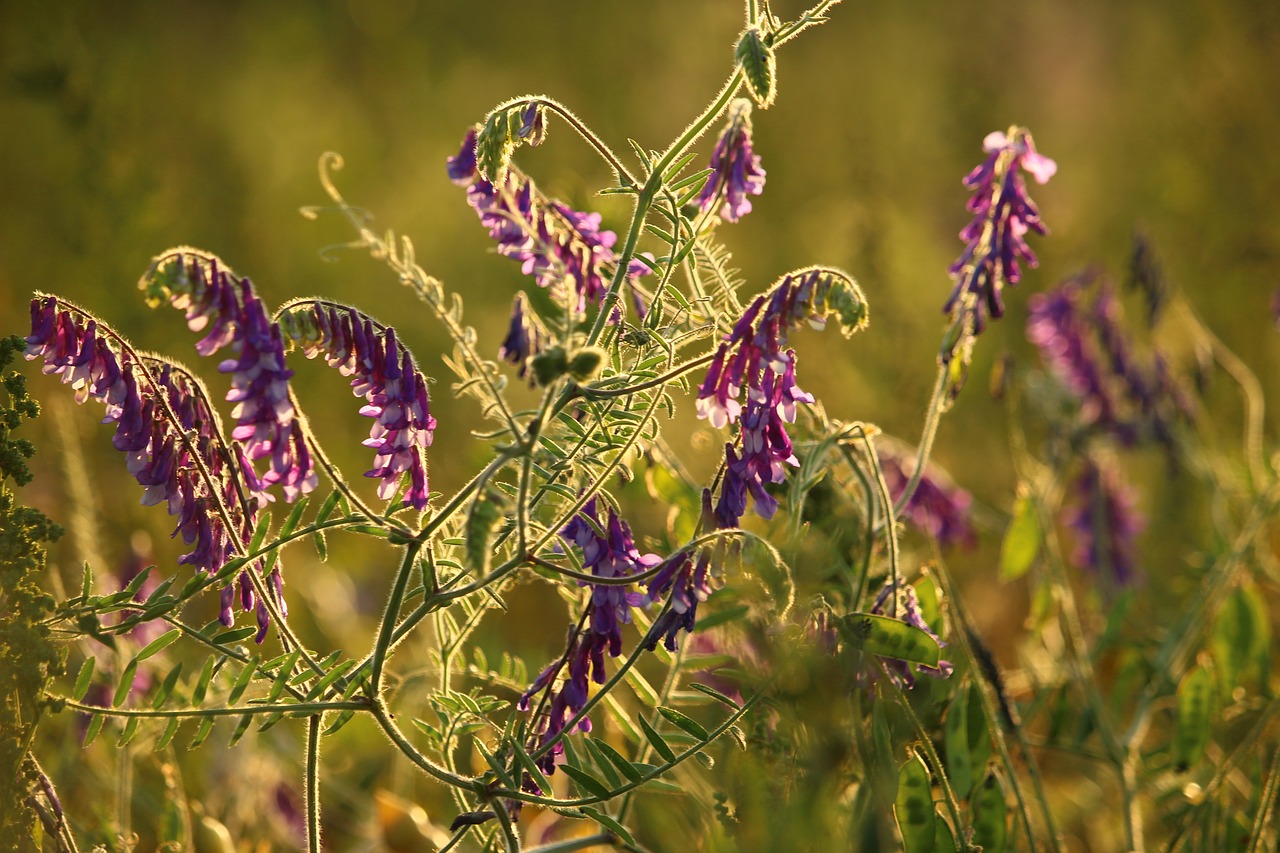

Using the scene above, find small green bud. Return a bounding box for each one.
[566,346,605,381]
[531,346,568,386]
[735,27,777,109]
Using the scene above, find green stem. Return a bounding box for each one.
[371,697,481,791]
[890,366,948,522]
[578,353,716,399]
[1246,746,1280,853]
[525,834,618,853]
[884,674,965,837]
[306,714,323,853]
[58,697,367,718]
[370,539,425,695]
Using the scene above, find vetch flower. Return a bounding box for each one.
[863,580,954,690]
[944,127,1055,340]
[1062,455,1145,589]
[697,99,766,223]
[448,130,650,317]
[282,302,436,510]
[498,292,545,384]
[140,251,316,503]
[26,296,281,638]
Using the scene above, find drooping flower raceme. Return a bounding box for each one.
[517,499,658,773]
[1062,455,1145,588]
[448,129,650,317]
[140,251,317,504]
[280,302,437,511]
[25,297,282,639]
[697,98,766,223]
[695,268,866,526]
[944,128,1056,339]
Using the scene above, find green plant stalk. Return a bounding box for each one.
[1246,745,1280,853]
[890,366,948,522]
[933,562,1054,853]
[59,697,367,718]
[306,714,323,853]
[884,672,966,838]
[859,431,900,617]
[370,538,425,695]
[615,629,689,824]
[838,442,878,610]
[371,697,480,791]
[525,834,618,853]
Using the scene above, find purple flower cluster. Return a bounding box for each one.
[282,303,436,510]
[944,128,1056,336]
[518,499,658,773]
[865,581,954,689]
[143,252,316,503]
[25,297,280,638]
[642,491,720,651]
[1062,455,1145,588]
[697,99,766,223]
[1027,275,1193,447]
[877,444,976,550]
[697,271,865,526]
[449,129,649,316]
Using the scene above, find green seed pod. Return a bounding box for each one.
[970,769,1008,853]
[1173,663,1215,772]
[465,488,505,575]
[566,346,606,382]
[531,346,568,386]
[895,749,938,853]
[735,27,777,109]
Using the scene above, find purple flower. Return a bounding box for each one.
[518,499,658,773]
[499,292,545,385]
[143,253,316,503]
[285,303,436,510]
[26,297,280,639]
[1027,274,1193,448]
[643,550,714,652]
[945,128,1055,336]
[1062,455,1145,588]
[877,444,976,550]
[697,99,766,223]
[448,130,650,318]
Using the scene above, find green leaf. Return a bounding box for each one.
[189,717,215,749]
[638,715,677,763]
[113,660,139,708]
[314,491,341,525]
[83,714,105,746]
[227,713,253,746]
[151,663,184,710]
[512,741,554,802]
[657,706,710,741]
[583,739,623,789]
[593,738,643,783]
[579,807,636,847]
[475,740,516,789]
[1212,582,1270,696]
[135,628,182,662]
[692,604,749,634]
[943,685,974,799]
[191,657,215,705]
[117,717,141,748]
[1174,663,1215,772]
[303,660,355,702]
[211,626,257,645]
[894,750,937,853]
[559,764,612,800]
[324,710,356,735]
[156,717,181,751]
[312,529,329,562]
[226,655,260,705]
[999,492,1040,581]
[871,698,899,804]
[72,656,95,701]
[279,496,310,539]
[688,682,740,709]
[248,512,272,555]
[842,613,942,667]
[971,770,1008,853]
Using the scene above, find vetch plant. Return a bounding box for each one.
[8,2,1280,851]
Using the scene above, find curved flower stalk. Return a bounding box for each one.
[24,296,284,638]
[279,301,436,510]
[517,498,658,774]
[139,249,317,503]
[944,127,1056,341]
[877,442,976,550]
[448,128,651,317]
[697,98,767,223]
[695,267,867,525]
[1062,455,1145,589]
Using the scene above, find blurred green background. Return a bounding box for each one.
[3,0,1278,848]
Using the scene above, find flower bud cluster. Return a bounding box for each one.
[141,252,317,503]
[281,302,436,510]
[448,129,649,316]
